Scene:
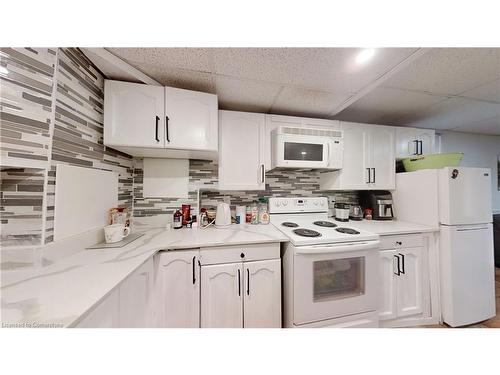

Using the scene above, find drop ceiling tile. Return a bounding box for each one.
[333,87,449,125]
[271,86,350,118]
[406,97,500,131]
[107,48,215,73]
[451,115,500,135]
[212,48,418,93]
[159,68,215,93]
[214,76,282,113]
[460,79,500,103]
[383,48,500,95]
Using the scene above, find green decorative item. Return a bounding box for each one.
[402,153,464,172]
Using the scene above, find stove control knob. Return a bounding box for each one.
[313,201,318,206]
[282,200,288,206]
[275,201,281,207]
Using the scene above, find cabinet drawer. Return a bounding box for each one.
[200,243,280,265]
[379,234,424,250]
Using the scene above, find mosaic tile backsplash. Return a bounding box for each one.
[1,48,133,246]
[132,158,359,218]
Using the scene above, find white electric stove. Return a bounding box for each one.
[270,197,381,328]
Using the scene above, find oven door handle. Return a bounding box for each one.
[295,240,380,255]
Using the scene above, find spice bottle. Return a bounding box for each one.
[258,197,270,225]
[173,209,183,229]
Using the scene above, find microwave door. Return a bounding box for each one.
[280,139,329,168]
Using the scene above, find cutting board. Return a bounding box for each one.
[54,164,118,241]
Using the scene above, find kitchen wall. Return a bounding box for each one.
[132,158,358,220]
[1,48,133,247]
[439,130,500,211]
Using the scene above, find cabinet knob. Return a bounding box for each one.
[396,241,402,246]
[240,253,245,258]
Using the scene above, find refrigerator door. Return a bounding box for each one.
[439,167,493,225]
[440,224,495,327]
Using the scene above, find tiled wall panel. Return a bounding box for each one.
[0,168,45,246]
[133,158,359,218]
[1,48,133,246]
[0,48,56,167]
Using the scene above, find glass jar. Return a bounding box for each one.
[250,203,259,225]
[259,198,270,224]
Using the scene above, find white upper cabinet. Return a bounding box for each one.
[243,259,281,328]
[104,80,165,148]
[395,127,435,159]
[165,87,218,151]
[104,80,218,159]
[154,250,200,328]
[370,125,396,189]
[218,110,266,191]
[319,122,395,190]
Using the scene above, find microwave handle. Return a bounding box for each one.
[295,240,380,255]
[326,143,331,167]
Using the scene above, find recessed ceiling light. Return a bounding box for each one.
[0,66,8,74]
[355,48,376,65]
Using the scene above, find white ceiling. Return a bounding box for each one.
[100,48,500,135]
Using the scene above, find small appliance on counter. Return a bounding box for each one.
[349,204,363,221]
[334,203,350,222]
[360,191,394,221]
[215,202,232,228]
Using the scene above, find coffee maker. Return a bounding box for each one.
[360,190,394,221]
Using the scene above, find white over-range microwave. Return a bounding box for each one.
[271,126,343,170]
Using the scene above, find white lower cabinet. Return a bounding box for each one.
[199,243,282,328]
[378,234,429,327]
[243,259,281,328]
[76,288,120,328]
[119,257,155,328]
[154,250,200,328]
[200,262,243,328]
[75,258,154,328]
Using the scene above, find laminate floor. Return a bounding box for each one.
[423,267,500,328]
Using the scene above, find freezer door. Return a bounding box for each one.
[439,167,493,225]
[440,224,495,327]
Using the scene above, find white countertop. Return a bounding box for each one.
[0,224,287,328]
[0,219,437,328]
[347,219,438,236]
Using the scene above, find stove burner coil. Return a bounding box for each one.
[282,222,299,228]
[293,228,322,237]
[335,227,360,235]
[313,221,337,228]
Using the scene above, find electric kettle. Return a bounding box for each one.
[215,203,231,228]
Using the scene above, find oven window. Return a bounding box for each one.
[313,257,365,302]
[284,142,323,161]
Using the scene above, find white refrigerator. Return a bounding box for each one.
[393,167,495,327]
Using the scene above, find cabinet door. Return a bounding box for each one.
[201,263,243,328]
[76,288,120,328]
[243,259,281,328]
[165,87,218,151]
[395,127,417,159]
[370,125,395,190]
[415,129,435,155]
[119,257,154,328]
[378,250,398,321]
[218,111,266,190]
[104,80,165,148]
[155,250,200,328]
[396,247,424,318]
[338,122,371,189]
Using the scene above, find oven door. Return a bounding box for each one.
[275,134,330,169]
[293,241,379,326]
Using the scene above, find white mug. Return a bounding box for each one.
[104,223,130,243]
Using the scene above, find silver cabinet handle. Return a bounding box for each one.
[371,168,376,183]
[237,269,241,296]
[247,268,250,296]
[261,164,265,183]
[366,168,371,183]
[393,255,401,276]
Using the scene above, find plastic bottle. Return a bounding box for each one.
[250,203,259,225]
[259,197,270,224]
